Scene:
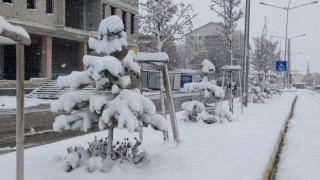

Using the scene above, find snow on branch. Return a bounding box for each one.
[57,70,92,90]
[99,89,167,133]
[51,91,98,112]
[53,110,93,132]
[83,55,123,79]
[122,50,141,76]
[88,15,127,55]
[201,59,215,74]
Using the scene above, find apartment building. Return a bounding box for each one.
[185,22,244,63]
[0,0,138,80]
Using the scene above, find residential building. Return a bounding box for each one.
[185,22,244,65]
[0,0,138,80]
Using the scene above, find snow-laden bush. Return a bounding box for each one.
[51,16,166,171]
[248,75,265,103]
[63,137,147,172]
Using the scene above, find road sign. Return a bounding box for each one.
[276,61,287,71]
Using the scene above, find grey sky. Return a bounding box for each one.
[176,0,320,74]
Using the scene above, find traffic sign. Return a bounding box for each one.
[276,61,287,71]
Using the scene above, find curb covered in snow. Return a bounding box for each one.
[262,95,297,180]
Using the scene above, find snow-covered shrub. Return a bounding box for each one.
[181,101,216,124]
[63,137,147,172]
[51,16,166,171]
[248,75,265,103]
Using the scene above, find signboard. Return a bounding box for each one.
[180,74,192,88]
[276,61,287,71]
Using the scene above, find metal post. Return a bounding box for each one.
[16,43,25,180]
[284,0,291,88]
[242,0,251,106]
[288,39,291,89]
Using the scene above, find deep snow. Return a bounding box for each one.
[0,92,297,180]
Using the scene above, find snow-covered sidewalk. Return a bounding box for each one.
[276,90,320,180]
[0,92,296,180]
[0,96,52,110]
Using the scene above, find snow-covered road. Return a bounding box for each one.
[275,90,320,180]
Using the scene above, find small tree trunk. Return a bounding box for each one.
[107,125,114,158]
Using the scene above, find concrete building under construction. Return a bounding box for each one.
[0,0,138,80]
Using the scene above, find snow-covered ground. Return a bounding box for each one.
[0,96,52,110]
[276,90,320,180]
[0,92,296,180]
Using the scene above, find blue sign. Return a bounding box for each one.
[180,74,193,88]
[276,61,287,71]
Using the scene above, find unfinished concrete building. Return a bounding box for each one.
[0,0,138,80]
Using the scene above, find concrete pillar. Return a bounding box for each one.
[0,46,4,79]
[79,42,88,71]
[41,36,52,80]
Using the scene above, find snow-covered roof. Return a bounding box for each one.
[222,65,242,71]
[0,16,30,45]
[136,52,169,63]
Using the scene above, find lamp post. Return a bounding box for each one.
[260,0,318,87]
[242,0,251,107]
[271,34,306,88]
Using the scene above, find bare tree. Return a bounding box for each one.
[210,0,243,66]
[137,0,197,52]
[176,42,193,69]
[251,19,281,73]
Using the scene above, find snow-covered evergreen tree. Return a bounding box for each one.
[51,16,167,171]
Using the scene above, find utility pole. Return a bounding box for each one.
[288,39,291,88]
[242,0,251,106]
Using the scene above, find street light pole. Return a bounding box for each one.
[242,0,250,107]
[260,0,318,88]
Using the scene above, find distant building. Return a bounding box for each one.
[185,22,244,64]
[0,0,138,80]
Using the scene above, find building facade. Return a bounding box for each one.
[185,22,244,64]
[0,0,138,80]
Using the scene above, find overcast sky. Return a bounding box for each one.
[176,0,320,75]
